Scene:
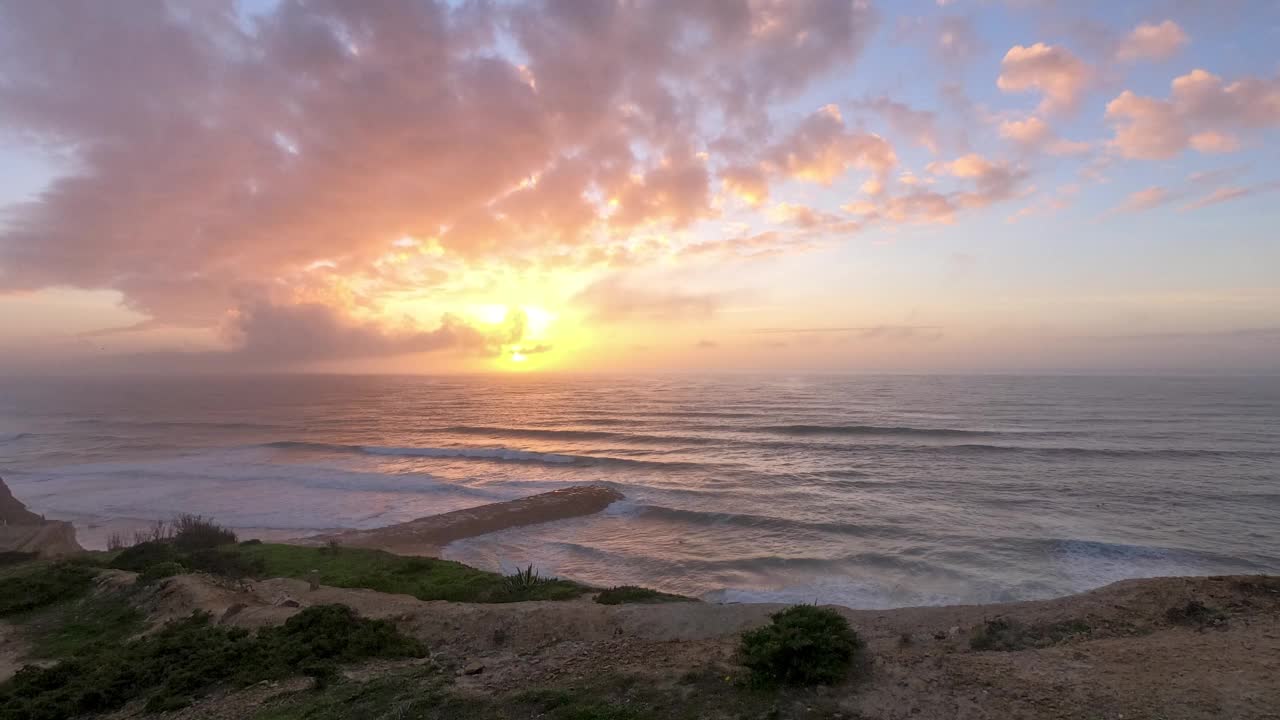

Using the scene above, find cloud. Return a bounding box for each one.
[997,43,1090,114]
[855,97,942,153]
[695,339,719,349]
[574,276,720,323]
[999,116,1051,145]
[1117,186,1173,213]
[0,0,879,360]
[999,115,1091,155]
[1116,20,1188,62]
[229,300,525,362]
[844,153,1027,226]
[720,165,770,206]
[764,104,898,185]
[1180,182,1280,211]
[1105,69,1280,159]
[749,325,943,340]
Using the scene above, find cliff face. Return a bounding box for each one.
[0,476,42,525]
[0,476,82,556]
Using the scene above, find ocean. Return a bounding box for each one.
[1,374,1277,608]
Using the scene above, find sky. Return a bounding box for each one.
[0,0,1277,375]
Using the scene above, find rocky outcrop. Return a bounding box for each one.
[301,485,624,556]
[0,476,82,557]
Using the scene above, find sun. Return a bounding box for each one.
[468,304,564,371]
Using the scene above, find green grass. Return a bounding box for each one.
[233,543,588,603]
[594,586,697,605]
[0,604,427,720]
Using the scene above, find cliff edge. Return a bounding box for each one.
[0,476,82,556]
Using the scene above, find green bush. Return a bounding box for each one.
[0,604,426,720]
[595,586,696,605]
[738,605,862,687]
[138,561,186,583]
[0,563,97,617]
[171,514,237,551]
[109,540,180,573]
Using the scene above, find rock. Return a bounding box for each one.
[276,598,301,608]
[462,662,485,676]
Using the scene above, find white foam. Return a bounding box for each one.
[361,445,578,464]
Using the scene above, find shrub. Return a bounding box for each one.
[138,561,186,583]
[0,604,426,720]
[0,563,97,617]
[738,605,862,687]
[171,513,237,551]
[595,586,696,605]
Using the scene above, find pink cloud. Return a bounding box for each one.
[1106,69,1280,159]
[1116,20,1188,62]
[997,43,1091,114]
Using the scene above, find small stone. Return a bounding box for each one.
[462,662,485,676]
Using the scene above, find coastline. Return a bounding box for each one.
[3,477,1279,718]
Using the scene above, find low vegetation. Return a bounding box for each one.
[595,585,697,605]
[235,543,587,602]
[0,562,97,617]
[1165,600,1229,628]
[0,551,36,567]
[253,666,844,720]
[23,592,145,660]
[0,604,426,720]
[738,605,864,687]
[968,617,1091,652]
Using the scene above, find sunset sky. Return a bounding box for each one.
[0,0,1277,374]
